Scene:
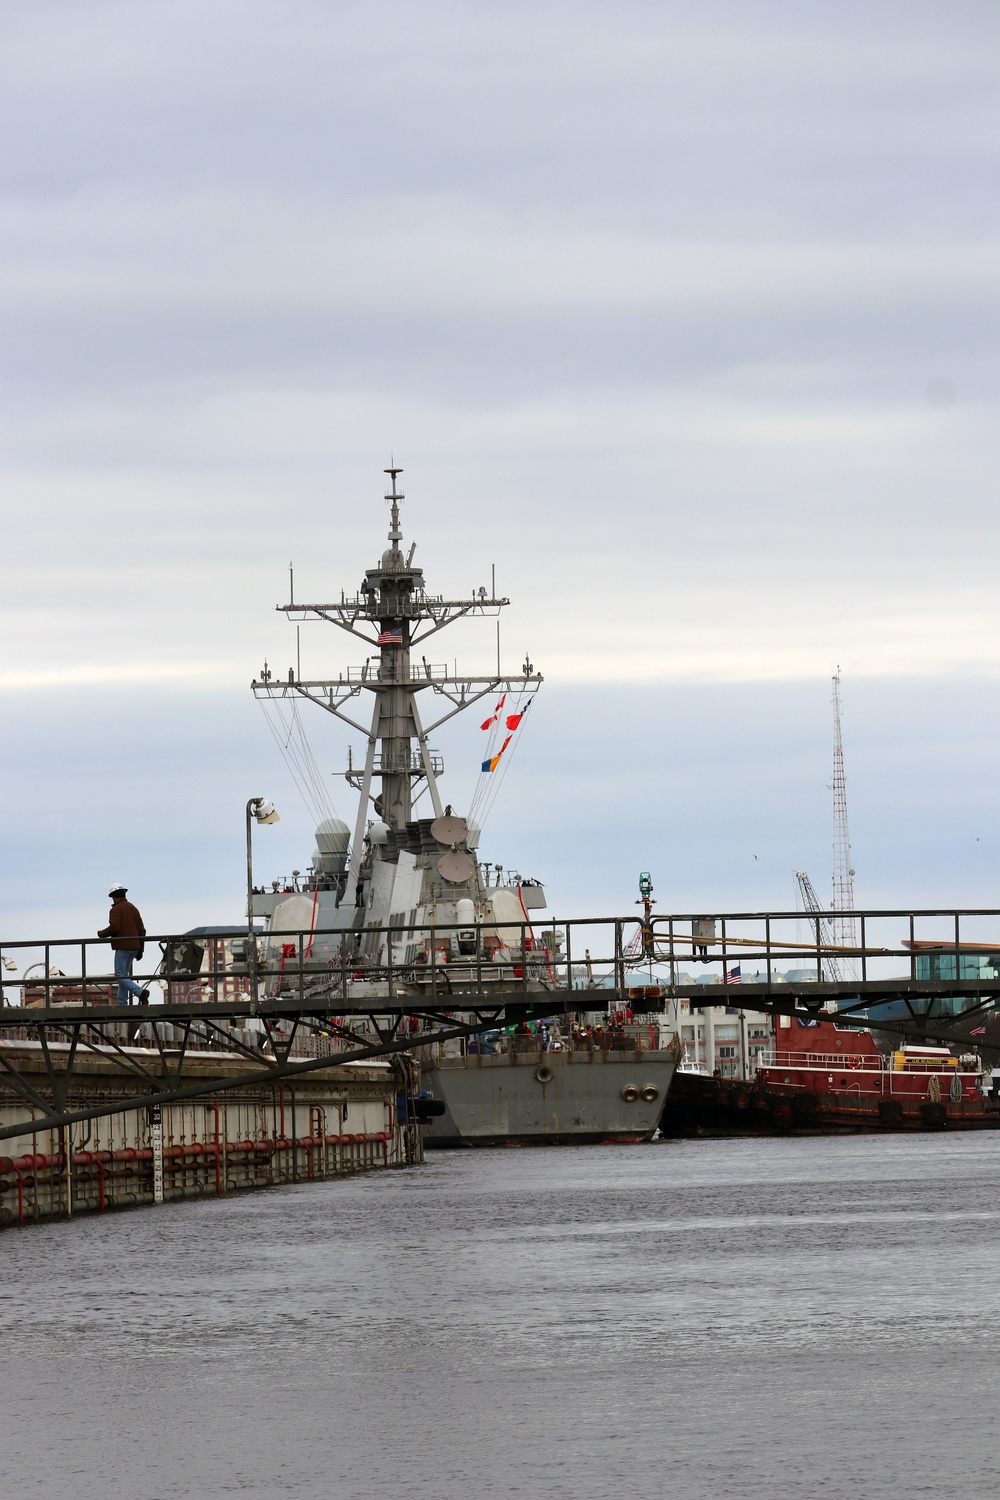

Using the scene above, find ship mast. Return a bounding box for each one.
[375,465,419,834]
[252,466,542,893]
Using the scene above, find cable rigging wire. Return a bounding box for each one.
[468,688,537,834]
[257,697,340,828]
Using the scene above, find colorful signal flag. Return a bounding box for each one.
[481,694,506,731]
[482,733,513,773]
[505,696,533,730]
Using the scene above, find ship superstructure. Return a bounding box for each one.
[251,468,679,1144]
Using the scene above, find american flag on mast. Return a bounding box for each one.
[726,964,742,985]
[377,626,403,646]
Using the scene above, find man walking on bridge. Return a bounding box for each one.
[99,884,149,1006]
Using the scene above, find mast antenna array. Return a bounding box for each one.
[252,464,542,891]
[385,464,404,540]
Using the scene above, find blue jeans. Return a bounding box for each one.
[114,949,144,1006]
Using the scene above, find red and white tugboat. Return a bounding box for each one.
[659,1015,998,1135]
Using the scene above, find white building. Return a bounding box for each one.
[672,969,823,1078]
[676,997,771,1078]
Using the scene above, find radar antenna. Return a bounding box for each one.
[384,463,404,543]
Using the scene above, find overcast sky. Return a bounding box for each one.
[2,1,999,944]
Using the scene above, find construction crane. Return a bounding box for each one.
[793,868,844,982]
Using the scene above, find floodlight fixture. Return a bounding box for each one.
[246,796,281,1007]
[251,797,280,826]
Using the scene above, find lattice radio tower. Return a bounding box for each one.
[831,667,857,964]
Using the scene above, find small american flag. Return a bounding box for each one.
[726,964,741,985]
[377,627,403,646]
[970,1024,987,1036]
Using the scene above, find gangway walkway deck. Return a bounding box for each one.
[1,907,999,1143]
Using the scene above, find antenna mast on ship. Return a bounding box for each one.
[252,466,542,894]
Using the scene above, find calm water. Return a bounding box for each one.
[1,1134,998,1499]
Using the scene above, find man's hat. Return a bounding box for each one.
[109,882,127,897]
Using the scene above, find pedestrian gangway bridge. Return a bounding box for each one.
[1,907,999,1144]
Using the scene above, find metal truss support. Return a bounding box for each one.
[0,999,564,1145]
[5,905,1000,1142]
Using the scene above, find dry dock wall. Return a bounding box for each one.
[0,1042,420,1229]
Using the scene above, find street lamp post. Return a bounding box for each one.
[246,797,280,1010]
[0,956,16,1010]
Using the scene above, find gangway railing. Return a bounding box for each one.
[644,907,1000,1024]
[3,907,1000,1017]
[2,907,1000,1145]
[0,915,624,1015]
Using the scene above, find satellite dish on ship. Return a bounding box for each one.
[437,850,476,884]
[431,814,468,846]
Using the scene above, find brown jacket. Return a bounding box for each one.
[99,898,146,954]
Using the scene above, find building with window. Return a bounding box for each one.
[673,970,819,1078]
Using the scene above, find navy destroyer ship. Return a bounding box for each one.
[251,469,679,1145]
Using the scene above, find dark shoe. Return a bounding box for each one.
[139,988,150,1003]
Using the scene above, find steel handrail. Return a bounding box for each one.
[3,908,1000,1011]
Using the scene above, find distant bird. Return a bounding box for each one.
[753,855,759,861]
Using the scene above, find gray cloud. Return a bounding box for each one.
[2,0,1000,933]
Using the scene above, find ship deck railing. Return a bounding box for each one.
[459,1028,665,1058]
[335,661,449,683]
[757,1049,884,1071]
[757,1049,973,1072]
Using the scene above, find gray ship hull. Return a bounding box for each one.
[420,1046,679,1147]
